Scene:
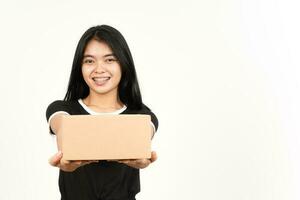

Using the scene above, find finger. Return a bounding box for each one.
[119,159,135,164]
[60,159,71,165]
[134,159,150,169]
[150,151,157,163]
[118,160,130,164]
[136,159,146,164]
[107,159,118,162]
[137,159,150,166]
[81,160,97,166]
[71,160,98,167]
[117,159,129,162]
[71,161,83,166]
[49,151,63,167]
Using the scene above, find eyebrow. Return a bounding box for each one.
[83,53,116,58]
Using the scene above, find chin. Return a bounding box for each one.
[91,86,118,95]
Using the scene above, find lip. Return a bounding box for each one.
[92,77,111,81]
[92,77,110,86]
[92,76,111,79]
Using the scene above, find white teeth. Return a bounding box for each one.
[93,77,110,81]
[93,77,110,84]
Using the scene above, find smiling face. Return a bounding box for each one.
[81,39,122,98]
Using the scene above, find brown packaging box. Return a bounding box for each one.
[57,114,152,160]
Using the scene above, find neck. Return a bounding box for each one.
[83,91,124,111]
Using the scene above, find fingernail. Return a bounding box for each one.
[57,151,63,156]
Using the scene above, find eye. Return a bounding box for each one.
[83,59,94,64]
[105,58,117,63]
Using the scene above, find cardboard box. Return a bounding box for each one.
[57,114,152,160]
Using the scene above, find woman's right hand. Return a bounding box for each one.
[48,151,98,172]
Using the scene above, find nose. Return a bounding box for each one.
[95,61,105,73]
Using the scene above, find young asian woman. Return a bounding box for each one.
[46,25,159,200]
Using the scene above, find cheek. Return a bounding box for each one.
[81,70,91,86]
[112,64,122,78]
[82,66,93,78]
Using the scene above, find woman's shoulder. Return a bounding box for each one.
[46,100,78,121]
[46,100,76,110]
[125,103,159,131]
[125,103,152,114]
[140,103,159,134]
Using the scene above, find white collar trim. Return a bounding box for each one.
[78,99,127,115]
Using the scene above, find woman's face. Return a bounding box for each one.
[82,39,122,97]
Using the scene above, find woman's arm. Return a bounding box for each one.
[48,114,98,172]
[49,113,65,135]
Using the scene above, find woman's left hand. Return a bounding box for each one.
[117,151,158,169]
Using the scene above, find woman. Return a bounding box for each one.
[46,25,159,200]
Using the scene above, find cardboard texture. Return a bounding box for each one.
[57,114,152,160]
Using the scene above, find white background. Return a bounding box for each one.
[0,0,299,199]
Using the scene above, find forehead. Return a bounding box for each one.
[84,39,113,56]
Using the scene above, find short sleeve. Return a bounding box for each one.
[148,111,158,133]
[139,104,159,137]
[46,100,71,134]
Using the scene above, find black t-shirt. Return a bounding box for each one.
[46,100,158,200]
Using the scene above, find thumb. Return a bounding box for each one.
[150,151,157,163]
[49,151,63,167]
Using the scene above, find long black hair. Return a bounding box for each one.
[64,25,143,110]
